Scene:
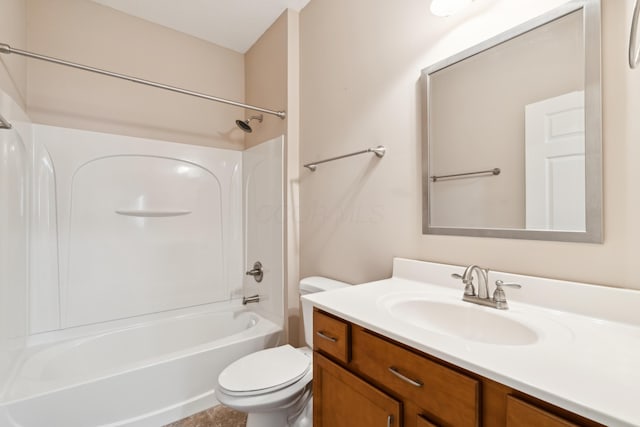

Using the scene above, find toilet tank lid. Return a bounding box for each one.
[299,276,350,294]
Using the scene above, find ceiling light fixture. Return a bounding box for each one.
[430,0,472,17]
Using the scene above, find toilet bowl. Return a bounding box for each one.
[216,277,349,427]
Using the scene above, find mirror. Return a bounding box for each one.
[422,0,601,242]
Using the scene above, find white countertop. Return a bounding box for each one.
[303,258,640,427]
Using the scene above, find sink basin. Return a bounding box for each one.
[384,296,539,346]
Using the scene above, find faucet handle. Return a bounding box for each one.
[245,261,264,283]
[493,280,522,304]
[495,280,522,288]
[451,273,475,296]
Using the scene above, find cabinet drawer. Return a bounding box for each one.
[313,310,350,363]
[506,395,580,427]
[351,326,479,427]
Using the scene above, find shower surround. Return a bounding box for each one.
[0,90,285,426]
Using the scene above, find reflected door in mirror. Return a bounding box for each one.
[525,91,585,231]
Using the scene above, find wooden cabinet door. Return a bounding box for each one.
[506,396,580,427]
[416,414,440,427]
[314,352,401,427]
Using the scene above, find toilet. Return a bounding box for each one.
[216,277,349,427]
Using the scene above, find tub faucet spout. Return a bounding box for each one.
[242,294,260,305]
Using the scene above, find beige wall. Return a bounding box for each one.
[245,12,288,148]
[26,0,245,149]
[299,0,640,290]
[245,10,301,344]
[0,0,27,107]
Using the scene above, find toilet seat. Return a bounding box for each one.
[218,345,311,397]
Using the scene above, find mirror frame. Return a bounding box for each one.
[421,0,602,243]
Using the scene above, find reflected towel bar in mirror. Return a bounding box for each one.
[304,145,386,171]
[430,167,500,182]
[115,210,192,217]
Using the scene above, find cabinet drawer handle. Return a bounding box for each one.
[387,414,394,427]
[316,331,338,343]
[388,366,423,387]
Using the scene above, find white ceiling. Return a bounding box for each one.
[92,0,312,53]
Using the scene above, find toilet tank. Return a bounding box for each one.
[300,276,350,347]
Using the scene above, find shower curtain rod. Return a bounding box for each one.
[0,43,286,119]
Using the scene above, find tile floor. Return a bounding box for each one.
[164,405,247,427]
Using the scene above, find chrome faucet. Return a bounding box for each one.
[242,294,260,305]
[463,265,489,299]
[452,265,521,310]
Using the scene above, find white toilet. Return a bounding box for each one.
[216,276,349,427]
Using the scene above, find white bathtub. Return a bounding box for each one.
[0,301,281,427]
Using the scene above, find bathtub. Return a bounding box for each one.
[0,301,281,427]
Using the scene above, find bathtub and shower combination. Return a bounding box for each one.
[2,305,280,427]
[0,113,285,426]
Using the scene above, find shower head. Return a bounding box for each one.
[235,114,263,133]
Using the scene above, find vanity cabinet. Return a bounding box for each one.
[313,309,604,427]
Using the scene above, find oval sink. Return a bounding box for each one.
[385,298,539,346]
